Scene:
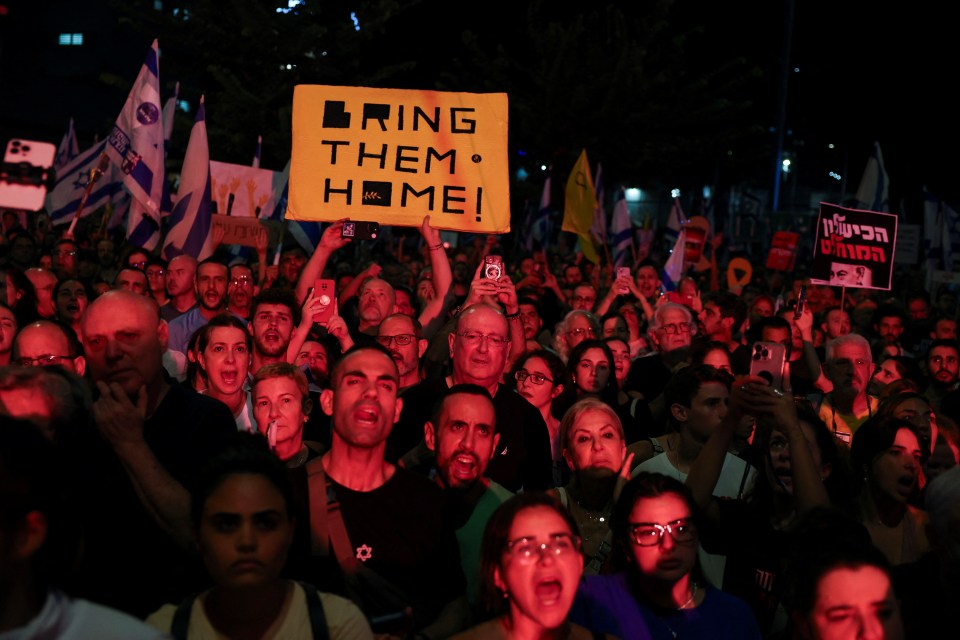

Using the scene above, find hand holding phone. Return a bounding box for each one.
[341,220,380,240]
[794,285,807,320]
[312,279,336,325]
[749,341,787,390]
[483,255,504,280]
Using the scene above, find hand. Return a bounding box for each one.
[496,275,519,313]
[93,382,148,450]
[299,287,322,329]
[795,306,814,341]
[689,289,703,314]
[263,265,279,286]
[364,262,383,279]
[255,228,269,256]
[613,451,636,505]
[420,214,441,246]
[319,218,351,252]
[464,263,498,309]
[325,315,354,351]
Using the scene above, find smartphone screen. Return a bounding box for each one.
[312,279,336,324]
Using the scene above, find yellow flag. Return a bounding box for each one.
[562,149,599,263]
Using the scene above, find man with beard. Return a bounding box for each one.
[290,344,469,638]
[388,303,552,492]
[166,259,231,356]
[248,288,300,376]
[923,339,960,414]
[423,384,513,616]
[226,262,256,320]
[159,255,198,322]
[376,313,427,391]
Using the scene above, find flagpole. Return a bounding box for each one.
[66,152,111,238]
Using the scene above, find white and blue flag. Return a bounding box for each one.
[610,186,634,268]
[105,39,165,234]
[46,139,123,226]
[162,97,213,261]
[54,117,80,170]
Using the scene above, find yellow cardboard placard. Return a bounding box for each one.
[289,85,510,233]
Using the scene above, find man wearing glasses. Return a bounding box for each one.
[376,313,428,391]
[389,303,552,493]
[51,238,80,281]
[12,320,86,376]
[625,302,697,409]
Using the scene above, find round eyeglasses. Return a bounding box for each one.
[630,519,696,547]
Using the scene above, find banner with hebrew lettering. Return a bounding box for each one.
[288,85,510,233]
[810,202,898,290]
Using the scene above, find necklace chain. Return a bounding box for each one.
[677,582,699,610]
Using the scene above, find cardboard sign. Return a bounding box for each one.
[809,202,898,290]
[209,161,281,218]
[767,231,800,270]
[212,214,268,248]
[288,85,511,233]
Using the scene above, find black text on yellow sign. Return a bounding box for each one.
[288,85,511,233]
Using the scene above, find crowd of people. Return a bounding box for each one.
[1,207,959,639]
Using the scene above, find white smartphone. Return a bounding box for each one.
[0,139,57,212]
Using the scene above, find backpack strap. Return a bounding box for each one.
[170,592,200,640]
[299,581,330,640]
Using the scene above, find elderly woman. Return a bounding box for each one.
[549,398,633,575]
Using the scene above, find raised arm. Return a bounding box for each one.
[417,215,454,337]
[294,219,351,305]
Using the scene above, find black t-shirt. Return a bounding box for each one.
[389,377,553,493]
[68,379,238,617]
[289,465,466,631]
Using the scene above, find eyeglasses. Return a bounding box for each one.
[18,354,73,367]
[455,332,510,348]
[515,369,553,385]
[129,261,147,269]
[505,533,581,563]
[376,334,417,347]
[630,519,696,547]
[659,322,692,335]
[146,269,166,278]
[567,327,595,339]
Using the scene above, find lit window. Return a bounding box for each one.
[58,33,83,46]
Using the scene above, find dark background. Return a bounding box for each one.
[1,0,957,224]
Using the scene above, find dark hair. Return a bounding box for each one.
[565,338,619,407]
[52,277,92,312]
[663,364,733,417]
[196,313,253,355]
[751,400,856,513]
[688,337,732,370]
[747,315,792,346]
[872,303,908,328]
[609,472,703,576]
[190,432,296,528]
[330,343,397,387]
[701,290,747,328]
[926,338,960,363]
[478,492,578,616]
[782,506,894,617]
[0,265,39,326]
[251,288,302,326]
[850,416,926,488]
[429,383,495,433]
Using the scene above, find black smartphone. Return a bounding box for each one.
[341,220,380,240]
[794,285,807,320]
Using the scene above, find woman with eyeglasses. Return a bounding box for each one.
[451,491,618,640]
[569,472,760,640]
[511,350,568,487]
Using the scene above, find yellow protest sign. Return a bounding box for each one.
[288,85,510,233]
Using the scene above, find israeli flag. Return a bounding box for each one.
[162,97,213,261]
